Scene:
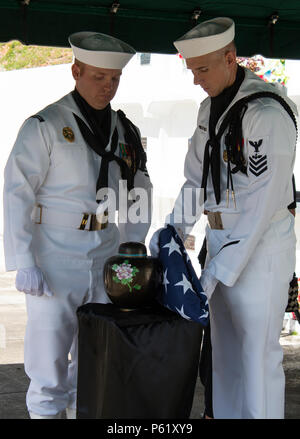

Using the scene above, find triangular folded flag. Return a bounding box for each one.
[157,225,209,326]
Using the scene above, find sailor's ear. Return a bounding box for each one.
[72,63,81,81]
[225,50,236,67]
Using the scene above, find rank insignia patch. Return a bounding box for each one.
[249,139,263,153]
[249,154,268,176]
[62,127,75,142]
[248,138,267,177]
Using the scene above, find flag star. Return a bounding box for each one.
[163,269,170,291]
[199,292,209,305]
[175,273,195,294]
[175,305,191,320]
[199,311,209,320]
[162,237,181,256]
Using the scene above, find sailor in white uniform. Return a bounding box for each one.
[150,17,297,418]
[4,32,152,419]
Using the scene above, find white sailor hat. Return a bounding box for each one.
[174,17,235,59]
[69,31,136,69]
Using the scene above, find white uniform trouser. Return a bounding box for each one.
[206,214,296,419]
[24,263,110,417]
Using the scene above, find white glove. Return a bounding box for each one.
[15,266,53,297]
[200,269,218,300]
[149,227,165,257]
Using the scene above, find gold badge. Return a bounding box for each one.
[223,150,228,162]
[62,127,75,143]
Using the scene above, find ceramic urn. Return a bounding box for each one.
[103,242,162,309]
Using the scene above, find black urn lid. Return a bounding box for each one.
[118,242,147,258]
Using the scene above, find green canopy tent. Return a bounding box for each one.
[1,0,300,59]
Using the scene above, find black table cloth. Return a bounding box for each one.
[76,303,203,419]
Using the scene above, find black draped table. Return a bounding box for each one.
[76,303,203,419]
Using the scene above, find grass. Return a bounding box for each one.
[0,40,73,71]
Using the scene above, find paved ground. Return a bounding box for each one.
[0,270,299,419]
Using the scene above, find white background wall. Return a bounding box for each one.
[0,54,300,275]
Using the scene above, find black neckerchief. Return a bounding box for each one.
[72,88,111,152]
[71,89,134,201]
[201,65,245,204]
[209,65,245,137]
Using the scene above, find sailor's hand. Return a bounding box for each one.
[200,269,218,300]
[15,266,53,297]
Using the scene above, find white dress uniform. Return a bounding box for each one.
[3,91,152,416]
[169,66,297,418]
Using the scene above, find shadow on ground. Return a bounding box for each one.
[0,341,299,420]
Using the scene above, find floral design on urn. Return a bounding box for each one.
[103,242,163,310]
[112,260,141,292]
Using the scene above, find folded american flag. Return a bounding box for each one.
[157,225,209,326]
